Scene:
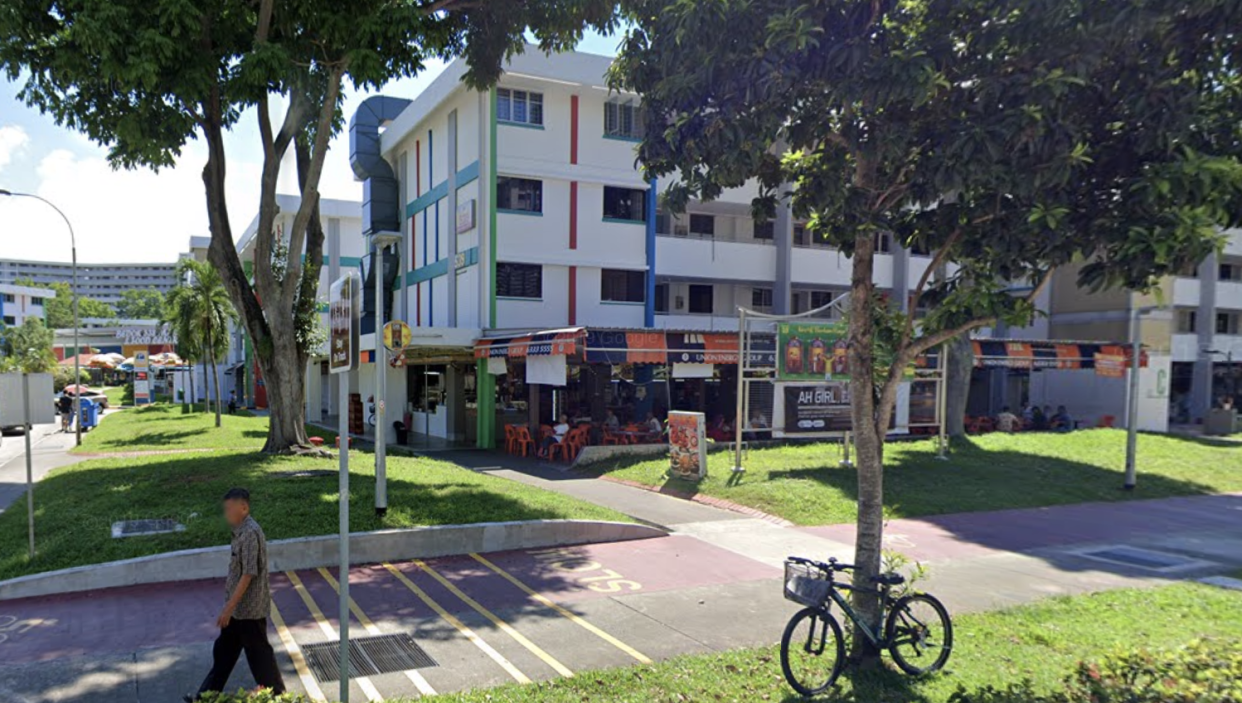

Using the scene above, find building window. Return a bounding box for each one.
[874,232,892,254]
[1176,309,1197,334]
[497,177,543,214]
[603,187,647,222]
[655,212,672,235]
[601,269,645,303]
[688,284,713,314]
[751,287,773,311]
[1217,312,1240,335]
[2,316,14,325]
[1221,262,1242,282]
[654,283,669,313]
[604,99,643,139]
[496,262,542,299]
[689,214,715,237]
[1,294,13,303]
[497,88,543,126]
[754,221,774,240]
[30,296,44,305]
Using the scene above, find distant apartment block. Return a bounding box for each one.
[0,283,55,327]
[0,258,178,305]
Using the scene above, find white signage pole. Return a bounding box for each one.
[338,369,350,701]
[23,373,35,558]
[328,272,359,703]
[374,245,387,517]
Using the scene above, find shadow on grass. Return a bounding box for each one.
[86,428,214,449]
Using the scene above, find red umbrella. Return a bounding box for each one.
[63,384,94,395]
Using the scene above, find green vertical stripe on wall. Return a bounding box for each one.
[488,86,498,329]
[475,357,496,449]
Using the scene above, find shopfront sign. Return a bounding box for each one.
[778,322,847,380]
[133,350,151,404]
[383,320,412,353]
[775,382,853,435]
[1094,353,1127,379]
[329,273,360,374]
[115,325,177,346]
[668,411,707,481]
[456,199,477,234]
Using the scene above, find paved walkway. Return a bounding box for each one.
[2,447,1242,702]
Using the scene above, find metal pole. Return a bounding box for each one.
[1124,315,1141,490]
[936,342,948,460]
[23,373,35,558]
[373,246,387,517]
[338,371,351,702]
[733,308,746,472]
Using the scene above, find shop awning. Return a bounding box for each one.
[474,327,584,359]
[584,329,778,365]
[971,339,1145,370]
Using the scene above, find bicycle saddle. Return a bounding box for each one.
[871,572,906,586]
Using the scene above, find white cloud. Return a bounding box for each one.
[0,125,29,175]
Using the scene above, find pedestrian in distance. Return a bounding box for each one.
[187,488,285,701]
[56,392,73,432]
[228,390,238,415]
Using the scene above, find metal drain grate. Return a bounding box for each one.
[1072,545,1216,573]
[302,634,437,683]
[273,469,336,478]
[110,519,185,539]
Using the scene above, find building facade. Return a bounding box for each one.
[0,283,54,328]
[0,258,178,306]
[339,47,945,448]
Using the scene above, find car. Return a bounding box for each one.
[56,388,111,411]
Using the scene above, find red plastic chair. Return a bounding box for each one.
[549,431,577,462]
[1098,415,1116,428]
[512,426,535,457]
[504,425,517,454]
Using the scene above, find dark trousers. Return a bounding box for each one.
[196,617,286,697]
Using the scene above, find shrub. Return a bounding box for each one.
[949,639,1242,703]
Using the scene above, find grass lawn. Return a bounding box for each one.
[589,429,1242,525]
[2,404,627,580]
[73,403,270,453]
[101,385,126,408]
[428,582,1242,703]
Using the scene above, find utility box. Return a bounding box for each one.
[78,397,99,431]
[1204,408,1238,436]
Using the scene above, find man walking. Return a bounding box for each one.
[188,488,286,701]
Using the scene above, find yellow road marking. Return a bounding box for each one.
[413,558,574,678]
[469,552,652,664]
[285,571,384,702]
[269,600,325,702]
[316,567,437,696]
[381,562,531,684]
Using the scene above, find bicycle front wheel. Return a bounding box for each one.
[886,593,953,675]
[780,607,845,697]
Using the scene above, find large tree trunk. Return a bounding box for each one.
[258,327,311,451]
[189,362,196,408]
[846,228,885,665]
[945,333,973,437]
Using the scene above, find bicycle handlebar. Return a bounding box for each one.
[787,556,856,573]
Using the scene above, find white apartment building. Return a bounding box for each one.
[0,282,54,327]
[341,47,942,448]
[0,258,177,305]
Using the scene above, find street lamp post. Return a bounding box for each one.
[368,232,401,518]
[0,190,81,446]
[1124,305,1163,491]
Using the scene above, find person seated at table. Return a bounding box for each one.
[746,407,769,430]
[706,414,732,442]
[1020,402,1035,424]
[540,414,571,456]
[1050,405,1073,432]
[995,406,1020,433]
[603,409,620,431]
[1030,405,1048,430]
[644,411,663,438]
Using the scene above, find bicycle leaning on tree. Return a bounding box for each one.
[780,555,953,697]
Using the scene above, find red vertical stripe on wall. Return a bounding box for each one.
[568,266,577,325]
[569,181,578,250]
[570,95,579,165]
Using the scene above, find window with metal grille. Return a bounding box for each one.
[603,187,647,222]
[654,283,669,313]
[605,99,642,139]
[688,284,714,314]
[754,220,774,240]
[496,262,542,299]
[497,177,543,213]
[689,214,715,237]
[497,89,543,126]
[752,287,773,311]
[601,269,645,303]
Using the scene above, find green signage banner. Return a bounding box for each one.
[777,322,848,380]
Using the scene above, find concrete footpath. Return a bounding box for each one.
[2,450,1242,702]
[0,422,88,517]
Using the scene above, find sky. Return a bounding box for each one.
[0,31,621,265]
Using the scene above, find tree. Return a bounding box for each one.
[2,1,618,453]
[0,318,57,373]
[35,282,115,329]
[613,0,1242,662]
[115,289,167,320]
[166,260,237,427]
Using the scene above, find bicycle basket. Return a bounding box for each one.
[784,560,832,607]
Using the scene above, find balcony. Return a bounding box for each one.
[1171,277,1202,307]
[655,236,776,282]
[653,313,741,332]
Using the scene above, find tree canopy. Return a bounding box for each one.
[115,289,167,320]
[36,282,115,328]
[1,0,619,451]
[0,317,57,373]
[612,0,1242,657]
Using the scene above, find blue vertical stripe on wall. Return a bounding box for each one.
[645,177,658,327]
[428,128,435,327]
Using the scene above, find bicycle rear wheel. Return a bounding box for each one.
[780,607,845,697]
[886,593,953,675]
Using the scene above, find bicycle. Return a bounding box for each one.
[780,555,953,697]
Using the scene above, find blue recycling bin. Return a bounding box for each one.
[78,398,99,431]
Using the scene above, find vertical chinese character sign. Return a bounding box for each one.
[329,273,360,374]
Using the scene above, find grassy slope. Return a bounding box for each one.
[429,583,1242,703]
[1,406,626,580]
[590,430,1242,525]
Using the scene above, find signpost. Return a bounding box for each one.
[777,321,848,380]
[328,272,359,703]
[0,373,55,557]
[133,350,151,405]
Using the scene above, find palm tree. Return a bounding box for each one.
[166,259,237,428]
